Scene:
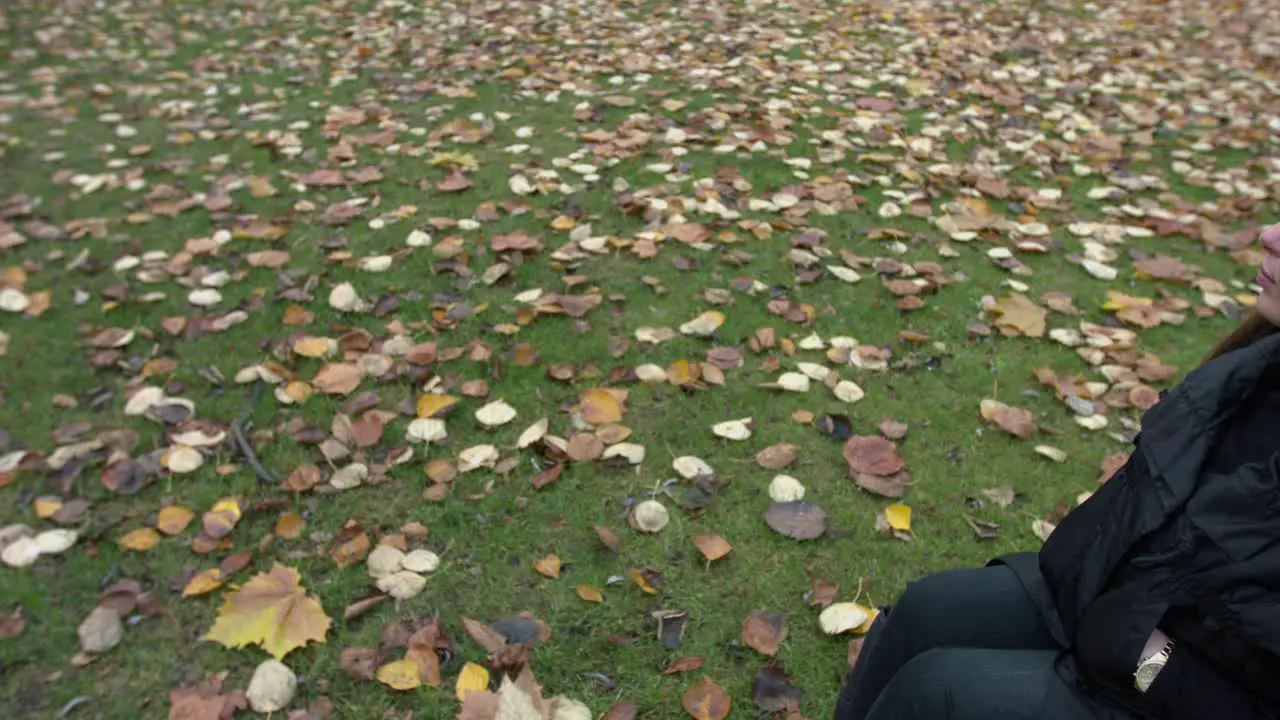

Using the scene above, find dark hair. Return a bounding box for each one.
[1203,311,1277,364]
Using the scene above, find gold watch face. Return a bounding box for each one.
[1135,661,1164,691]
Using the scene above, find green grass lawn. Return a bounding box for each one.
[0,0,1272,717]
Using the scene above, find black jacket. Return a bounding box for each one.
[996,331,1280,720]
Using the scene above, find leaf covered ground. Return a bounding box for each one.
[0,0,1276,717]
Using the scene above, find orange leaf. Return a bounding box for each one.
[156,505,195,535]
[682,677,731,720]
[275,514,306,540]
[120,527,161,552]
[575,584,603,603]
[630,567,657,595]
[578,389,623,424]
[691,534,732,561]
[331,530,371,568]
[663,657,705,675]
[534,554,561,579]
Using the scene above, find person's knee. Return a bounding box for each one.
[868,649,962,717]
[891,571,959,627]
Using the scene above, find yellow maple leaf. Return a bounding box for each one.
[989,293,1047,338]
[203,563,331,659]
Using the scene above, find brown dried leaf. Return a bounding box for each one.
[312,363,362,395]
[742,610,787,657]
[690,534,732,562]
[763,502,826,540]
[663,657,705,675]
[755,443,798,470]
[842,436,905,476]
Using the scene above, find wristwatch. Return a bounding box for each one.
[1134,639,1176,693]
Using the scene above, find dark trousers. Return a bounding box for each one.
[834,565,1134,719]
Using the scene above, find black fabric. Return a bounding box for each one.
[1202,373,1280,474]
[998,330,1280,717]
[833,565,1139,720]
[1143,637,1270,719]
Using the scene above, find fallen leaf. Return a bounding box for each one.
[710,417,752,441]
[819,603,871,635]
[763,502,826,540]
[742,610,788,656]
[578,389,623,424]
[456,661,490,702]
[246,659,297,713]
[630,568,658,595]
[989,293,1048,338]
[534,553,561,579]
[852,471,911,498]
[331,529,371,567]
[0,605,26,641]
[884,504,912,531]
[679,310,725,337]
[416,394,459,418]
[312,363,362,395]
[475,399,517,428]
[531,464,563,490]
[980,399,1037,438]
[768,475,806,502]
[377,659,422,691]
[752,665,802,713]
[629,500,669,533]
[877,418,909,440]
[203,563,331,659]
[682,677,731,720]
[157,505,195,535]
[274,514,306,540]
[843,436,905,476]
[183,569,226,598]
[1032,518,1057,541]
[78,605,123,654]
[663,657,705,675]
[576,585,604,603]
[591,525,620,552]
[755,443,798,469]
[201,497,244,540]
[602,701,639,720]
[339,646,378,681]
[120,527,162,552]
[437,168,473,193]
[690,534,732,562]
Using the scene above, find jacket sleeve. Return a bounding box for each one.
[1145,642,1280,720]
